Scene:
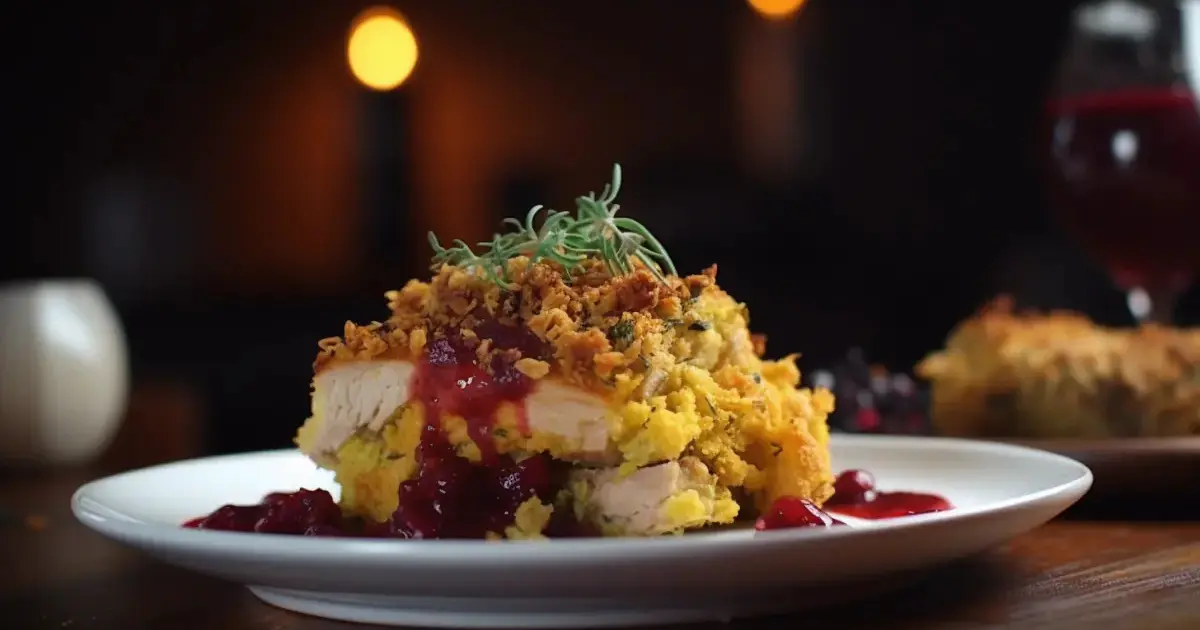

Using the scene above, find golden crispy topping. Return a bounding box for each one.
[918,296,1200,437]
[314,257,718,386]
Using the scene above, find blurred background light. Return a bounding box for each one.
[347,7,419,91]
[746,0,806,21]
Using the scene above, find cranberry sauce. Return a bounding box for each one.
[411,326,542,464]
[755,496,846,530]
[186,324,569,539]
[824,469,952,519]
[182,489,344,536]
[755,468,953,531]
[377,325,559,538]
[364,425,557,539]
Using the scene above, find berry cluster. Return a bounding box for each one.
[808,349,931,435]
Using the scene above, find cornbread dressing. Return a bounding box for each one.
[296,256,835,538]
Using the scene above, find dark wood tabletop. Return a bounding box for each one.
[4,388,1200,630]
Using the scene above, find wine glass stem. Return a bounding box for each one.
[1127,286,1178,325]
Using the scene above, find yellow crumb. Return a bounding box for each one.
[303,257,835,534]
[514,358,551,379]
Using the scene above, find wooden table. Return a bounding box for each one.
[2,470,1197,630]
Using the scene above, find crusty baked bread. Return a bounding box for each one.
[915,297,1200,439]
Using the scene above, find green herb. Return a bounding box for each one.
[688,321,712,332]
[609,320,635,349]
[751,372,762,384]
[661,318,683,331]
[493,428,508,438]
[427,164,677,288]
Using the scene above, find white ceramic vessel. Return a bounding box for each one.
[0,278,129,466]
[73,435,1092,628]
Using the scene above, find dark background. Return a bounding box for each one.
[3,0,1196,454]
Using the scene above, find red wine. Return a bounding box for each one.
[1045,87,1200,292]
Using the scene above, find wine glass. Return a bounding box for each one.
[1045,0,1200,324]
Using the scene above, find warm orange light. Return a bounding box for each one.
[747,0,806,21]
[347,7,419,91]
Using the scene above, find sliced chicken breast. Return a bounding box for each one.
[301,359,616,465]
[569,457,738,536]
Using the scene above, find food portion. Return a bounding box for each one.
[272,165,835,539]
[916,297,1200,439]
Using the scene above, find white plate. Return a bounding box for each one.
[72,435,1092,628]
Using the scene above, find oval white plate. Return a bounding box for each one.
[72,435,1091,628]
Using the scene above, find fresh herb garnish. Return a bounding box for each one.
[609,319,635,349]
[427,164,677,288]
[688,321,712,332]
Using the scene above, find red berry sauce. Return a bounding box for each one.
[754,496,845,530]
[830,468,877,504]
[755,468,954,531]
[185,324,573,539]
[182,488,343,535]
[824,469,953,519]
[413,325,540,464]
[362,424,558,539]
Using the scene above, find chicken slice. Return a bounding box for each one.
[300,359,617,466]
[569,457,739,536]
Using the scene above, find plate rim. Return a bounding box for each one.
[71,434,1093,567]
[992,436,1200,453]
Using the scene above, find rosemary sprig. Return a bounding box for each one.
[427,164,677,288]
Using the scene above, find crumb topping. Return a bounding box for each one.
[315,256,707,382]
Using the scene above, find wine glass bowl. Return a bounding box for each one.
[1045,0,1200,324]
